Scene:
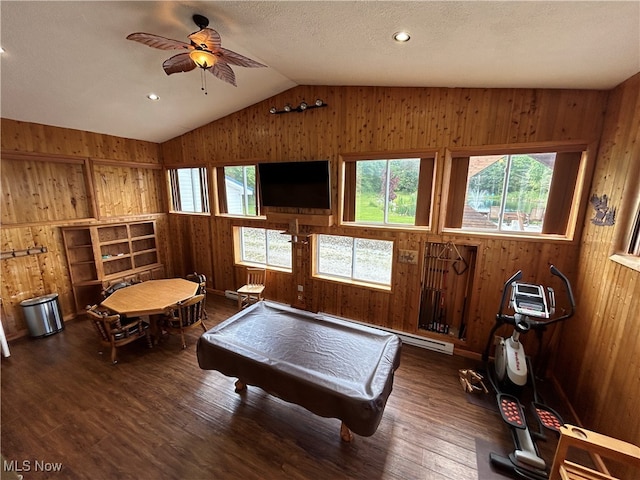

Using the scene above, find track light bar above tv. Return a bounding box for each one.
[258,160,331,210]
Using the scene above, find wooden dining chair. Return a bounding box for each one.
[101,280,133,300]
[162,294,207,349]
[236,267,266,310]
[86,305,152,364]
[186,272,208,319]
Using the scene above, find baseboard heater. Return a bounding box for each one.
[225,290,239,300]
[320,312,454,356]
[223,293,454,355]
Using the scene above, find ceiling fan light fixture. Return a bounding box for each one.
[189,49,217,69]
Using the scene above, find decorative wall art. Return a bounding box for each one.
[590,194,616,226]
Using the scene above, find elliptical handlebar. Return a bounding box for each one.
[547,265,576,325]
[497,265,575,328]
[482,265,575,363]
[497,270,523,321]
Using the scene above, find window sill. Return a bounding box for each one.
[216,213,266,220]
[313,274,392,292]
[235,261,292,274]
[340,221,431,233]
[609,254,640,273]
[168,211,210,217]
[441,228,574,243]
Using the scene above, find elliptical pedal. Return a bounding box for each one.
[532,402,563,432]
[497,393,527,429]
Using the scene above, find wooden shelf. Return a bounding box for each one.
[133,248,156,255]
[102,254,131,262]
[62,220,162,313]
[132,234,155,241]
[100,239,130,246]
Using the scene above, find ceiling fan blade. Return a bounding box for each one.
[210,62,237,87]
[217,48,267,68]
[127,32,191,50]
[188,28,221,51]
[162,53,197,75]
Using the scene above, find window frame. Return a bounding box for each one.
[312,233,394,291]
[166,166,210,215]
[233,226,293,272]
[339,151,437,231]
[441,141,595,241]
[214,164,261,218]
[610,157,640,271]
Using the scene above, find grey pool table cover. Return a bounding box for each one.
[197,301,402,436]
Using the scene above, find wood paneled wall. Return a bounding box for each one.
[1,77,638,474]
[1,120,165,338]
[554,73,640,477]
[161,81,640,469]
[161,85,609,355]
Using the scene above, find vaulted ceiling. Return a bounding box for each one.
[2,1,639,143]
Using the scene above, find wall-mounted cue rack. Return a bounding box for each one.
[418,242,477,340]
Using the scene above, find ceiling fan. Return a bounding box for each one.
[127,14,266,89]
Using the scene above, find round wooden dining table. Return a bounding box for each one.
[101,278,200,342]
[100,278,199,317]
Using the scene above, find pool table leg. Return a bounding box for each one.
[340,422,353,442]
[232,379,353,442]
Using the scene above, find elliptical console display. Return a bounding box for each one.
[511,282,554,319]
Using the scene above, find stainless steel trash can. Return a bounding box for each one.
[20,293,65,338]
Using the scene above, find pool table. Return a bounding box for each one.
[197,301,402,441]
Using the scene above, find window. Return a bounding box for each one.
[342,154,435,228]
[238,227,292,270]
[628,208,640,256]
[315,234,393,287]
[219,165,257,216]
[463,153,554,232]
[610,161,640,271]
[444,146,586,237]
[168,167,209,213]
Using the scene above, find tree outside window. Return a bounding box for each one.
[355,158,420,225]
[445,146,587,237]
[463,153,555,232]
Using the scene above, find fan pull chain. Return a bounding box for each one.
[200,68,208,95]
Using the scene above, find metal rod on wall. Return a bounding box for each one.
[1,245,48,260]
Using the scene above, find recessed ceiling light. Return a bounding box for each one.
[147,93,160,101]
[392,31,411,43]
[0,47,5,54]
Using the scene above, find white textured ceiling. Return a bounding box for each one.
[1,1,639,144]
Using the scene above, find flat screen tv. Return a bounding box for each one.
[258,160,331,209]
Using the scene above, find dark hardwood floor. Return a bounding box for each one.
[1,295,569,479]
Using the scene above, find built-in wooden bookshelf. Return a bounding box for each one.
[62,220,163,312]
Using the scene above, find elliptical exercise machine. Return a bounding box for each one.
[482,265,575,480]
